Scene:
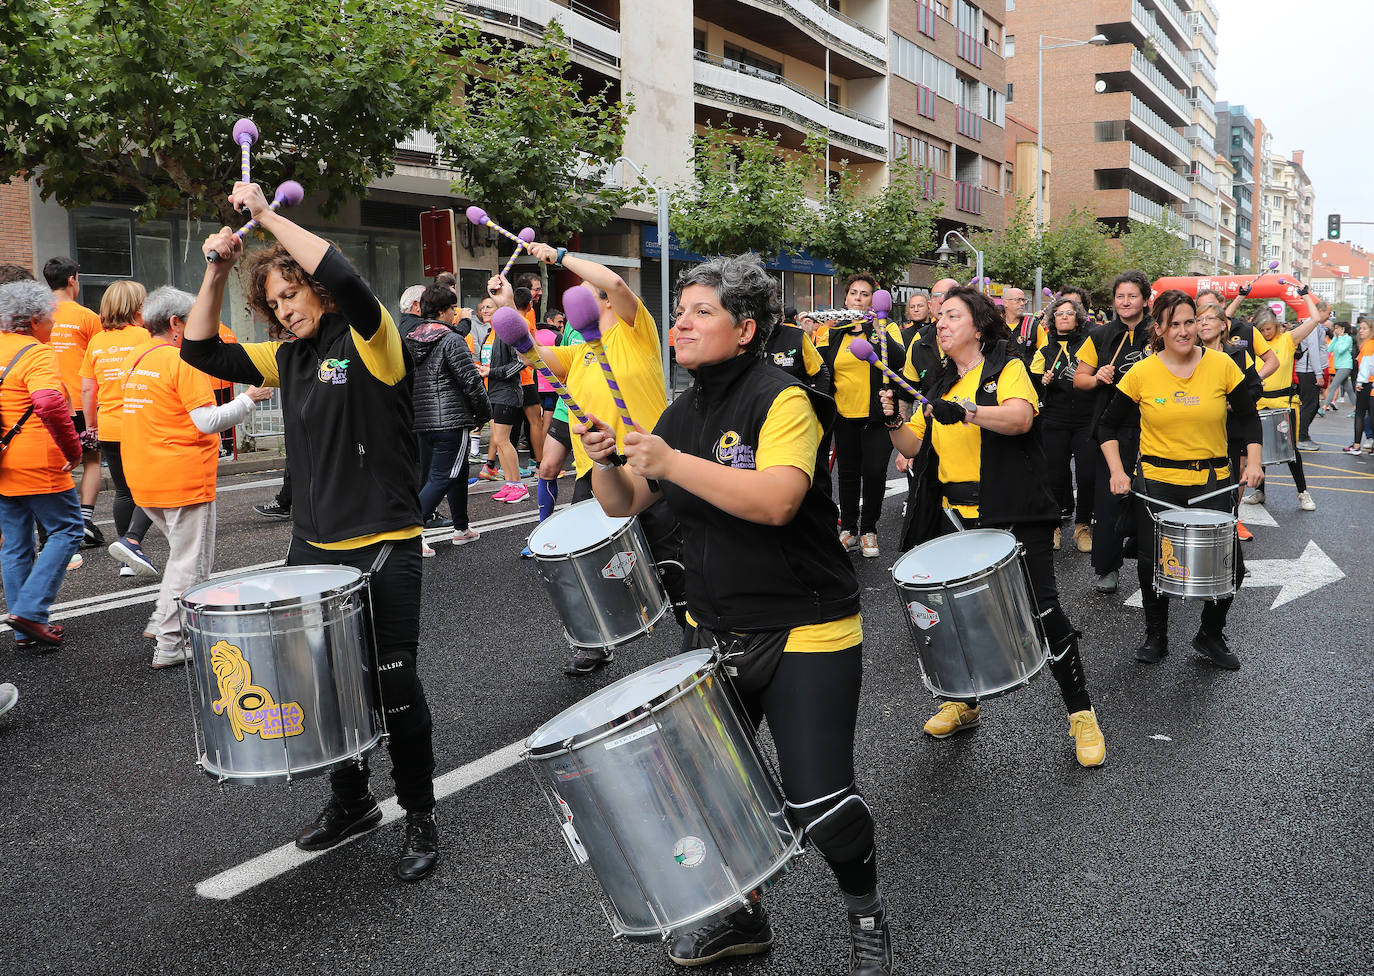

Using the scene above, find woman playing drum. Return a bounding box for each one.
[1098,290,1263,669]
[183,182,440,883]
[881,286,1106,767]
[577,253,896,975]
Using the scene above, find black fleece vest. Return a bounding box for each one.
[654,353,860,632]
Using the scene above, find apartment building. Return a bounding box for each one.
[1214,153,1238,272]
[1182,0,1220,273]
[1310,240,1373,316]
[1003,0,1192,243]
[1256,148,1314,281]
[1214,101,1255,271]
[1004,113,1051,225]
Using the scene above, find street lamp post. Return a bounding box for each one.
[935,230,984,295]
[613,155,672,391]
[1036,33,1108,311]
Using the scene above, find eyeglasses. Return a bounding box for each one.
[930,291,945,299]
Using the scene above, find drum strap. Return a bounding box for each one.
[942,481,979,506]
[1139,454,1228,471]
[368,541,396,575]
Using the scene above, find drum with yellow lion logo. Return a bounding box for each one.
[178,566,381,784]
[1152,509,1236,601]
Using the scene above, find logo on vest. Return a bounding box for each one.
[772,349,797,367]
[982,380,997,394]
[318,358,351,384]
[714,430,756,469]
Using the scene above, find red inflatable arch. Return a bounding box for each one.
[1151,274,1307,316]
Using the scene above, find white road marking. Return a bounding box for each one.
[195,739,527,900]
[1124,540,1343,610]
[1236,501,1277,527]
[1150,734,1173,742]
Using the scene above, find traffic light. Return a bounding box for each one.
[1328,214,1341,239]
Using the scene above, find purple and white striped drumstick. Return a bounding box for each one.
[207,180,305,263]
[232,119,258,214]
[849,336,930,407]
[466,205,535,252]
[491,307,588,426]
[500,227,537,278]
[564,285,637,432]
[872,289,892,388]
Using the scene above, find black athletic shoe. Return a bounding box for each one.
[563,647,613,676]
[1192,630,1240,670]
[848,902,894,976]
[1135,633,1168,664]
[667,904,773,967]
[295,795,383,851]
[423,513,453,530]
[394,810,440,882]
[253,500,292,520]
[81,519,105,549]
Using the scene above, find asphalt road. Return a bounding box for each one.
[1,409,1370,975]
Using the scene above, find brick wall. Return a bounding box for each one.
[0,175,34,271]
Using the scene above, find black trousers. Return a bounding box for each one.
[1297,372,1319,440]
[286,535,435,812]
[1092,429,1138,576]
[1041,422,1096,525]
[573,473,686,626]
[98,440,151,543]
[833,417,892,535]
[1356,386,1373,445]
[1132,474,1245,637]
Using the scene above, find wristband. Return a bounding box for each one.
[883,416,905,430]
[553,247,567,268]
[595,451,627,470]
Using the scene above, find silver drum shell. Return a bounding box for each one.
[525,652,800,941]
[528,501,669,651]
[891,529,1048,703]
[178,566,381,785]
[1259,407,1296,465]
[1153,510,1237,600]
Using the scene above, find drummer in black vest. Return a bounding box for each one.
[1097,290,1262,668]
[184,183,439,882]
[576,253,897,976]
[767,310,833,496]
[881,285,1106,767]
[1072,270,1153,594]
[1030,297,1097,552]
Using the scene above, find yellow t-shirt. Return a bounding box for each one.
[823,322,904,419]
[904,358,1039,518]
[1257,331,1297,409]
[549,300,667,477]
[1116,349,1244,486]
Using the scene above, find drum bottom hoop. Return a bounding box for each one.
[922,649,1048,703]
[613,837,803,942]
[198,731,383,785]
[1155,576,1237,601]
[563,598,672,652]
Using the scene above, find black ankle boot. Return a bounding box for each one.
[295,793,382,851]
[1136,589,1169,663]
[395,809,441,882]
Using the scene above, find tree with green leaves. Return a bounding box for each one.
[668,121,814,260]
[1038,206,1116,301]
[0,0,467,224]
[1119,211,1194,284]
[962,196,1040,287]
[437,20,637,242]
[808,160,940,288]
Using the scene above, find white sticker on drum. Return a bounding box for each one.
[672,836,707,869]
[604,723,658,751]
[562,821,590,864]
[601,551,637,579]
[908,601,940,630]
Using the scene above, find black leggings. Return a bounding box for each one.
[99,440,151,543]
[286,535,435,812]
[1355,386,1372,446]
[1091,429,1137,576]
[833,417,892,535]
[1041,423,1096,525]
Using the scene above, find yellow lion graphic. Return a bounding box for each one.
[209,640,304,741]
[1159,537,1189,581]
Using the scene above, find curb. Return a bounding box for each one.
[85,451,286,492]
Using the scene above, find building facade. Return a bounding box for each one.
[1215,101,1255,272]
[1182,0,1221,273]
[1310,240,1372,317]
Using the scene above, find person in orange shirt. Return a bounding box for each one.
[0,280,83,647]
[41,257,104,548]
[121,287,271,668]
[81,280,156,578]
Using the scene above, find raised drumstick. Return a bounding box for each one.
[872,289,892,389]
[232,119,258,212]
[500,227,537,278]
[207,180,305,263]
[563,285,637,433]
[491,307,588,426]
[848,336,930,407]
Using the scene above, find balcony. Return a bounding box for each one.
[916,84,937,120]
[1130,142,1190,197]
[1188,49,1218,89]
[1130,94,1189,162]
[1131,0,1190,86]
[1188,10,1219,53]
[692,51,887,158]
[454,0,621,68]
[719,0,887,70]
[1130,47,1191,123]
[1129,190,1186,234]
[1144,0,1190,46]
[955,180,983,215]
[1184,202,1217,228]
[956,105,982,142]
[1189,163,1217,191]
[956,29,983,68]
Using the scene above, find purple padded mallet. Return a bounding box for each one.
[500,227,537,278]
[207,180,305,263]
[466,205,534,252]
[564,285,638,433]
[491,306,588,426]
[232,119,258,212]
[848,336,930,408]
[872,289,893,388]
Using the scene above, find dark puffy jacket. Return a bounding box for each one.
[403,320,490,432]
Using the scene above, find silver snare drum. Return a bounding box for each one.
[1258,407,1296,466]
[178,566,381,784]
[525,651,800,941]
[891,529,1048,702]
[1154,509,1236,600]
[527,500,670,651]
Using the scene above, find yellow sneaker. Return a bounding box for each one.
[923,701,980,738]
[1068,709,1106,767]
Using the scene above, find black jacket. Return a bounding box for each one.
[485,332,525,408]
[181,247,420,544]
[902,322,943,397]
[403,320,490,432]
[654,352,859,632]
[1085,314,1152,435]
[765,324,831,397]
[1033,327,1095,428]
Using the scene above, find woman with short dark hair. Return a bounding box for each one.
[1031,296,1096,552]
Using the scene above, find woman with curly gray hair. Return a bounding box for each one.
[576,252,898,975]
[0,280,83,647]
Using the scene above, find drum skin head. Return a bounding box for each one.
[527,651,712,750]
[893,529,1017,586]
[528,499,632,557]
[1157,510,1233,528]
[181,566,363,609]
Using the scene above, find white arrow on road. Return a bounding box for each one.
[1125,539,1344,610]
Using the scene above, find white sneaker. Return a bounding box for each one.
[839,530,859,552]
[1242,488,1265,505]
[860,532,879,558]
[1297,491,1316,512]
[119,565,135,577]
[452,528,480,546]
[67,552,83,570]
[0,682,17,718]
[150,645,191,669]
[421,542,436,558]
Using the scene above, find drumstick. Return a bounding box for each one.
[207,180,304,263]
[563,285,637,432]
[847,337,930,407]
[872,290,892,389]
[1130,489,1189,514]
[232,119,258,212]
[1105,329,1131,370]
[1187,482,1242,506]
[500,227,537,278]
[491,307,588,426]
[466,205,534,253]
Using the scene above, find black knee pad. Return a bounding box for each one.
[789,789,874,866]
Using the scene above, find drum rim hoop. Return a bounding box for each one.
[177,565,367,613]
[892,528,1019,587]
[528,502,638,560]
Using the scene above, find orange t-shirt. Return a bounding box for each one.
[48,299,102,409]
[120,341,218,508]
[79,325,151,442]
[0,333,74,497]
[519,305,536,387]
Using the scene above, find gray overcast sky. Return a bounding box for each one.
[1214,0,1374,259]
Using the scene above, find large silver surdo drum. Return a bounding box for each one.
[525,651,801,940]
[891,529,1048,702]
[527,500,670,652]
[1258,407,1296,466]
[1153,509,1237,600]
[178,566,382,784]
